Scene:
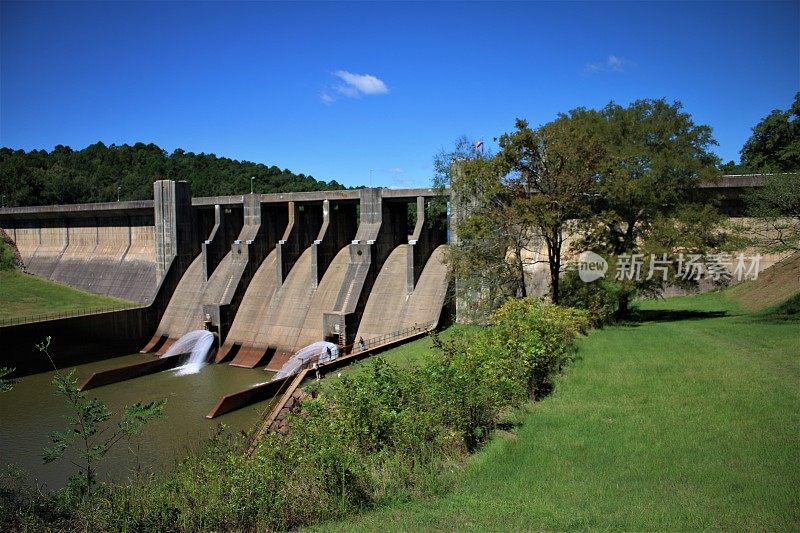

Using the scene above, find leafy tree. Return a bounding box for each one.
[740,92,800,173]
[719,160,745,174]
[36,337,165,497]
[743,173,800,252]
[447,112,605,308]
[576,99,722,315]
[440,137,534,316]
[494,113,605,304]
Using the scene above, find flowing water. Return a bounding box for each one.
[162,330,215,376]
[0,353,274,490]
[273,341,339,380]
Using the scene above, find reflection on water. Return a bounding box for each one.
[0,354,273,490]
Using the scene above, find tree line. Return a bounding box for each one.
[0,142,347,207]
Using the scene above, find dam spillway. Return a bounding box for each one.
[0,181,450,373]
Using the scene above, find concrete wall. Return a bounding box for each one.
[322,190,410,347]
[0,247,192,375]
[4,215,158,304]
[221,198,357,367]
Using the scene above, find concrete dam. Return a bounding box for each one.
[0,174,765,375]
[0,181,450,373]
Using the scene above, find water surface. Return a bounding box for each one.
[0,353,273,490]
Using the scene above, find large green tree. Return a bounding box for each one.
[494,113,605,304]
[448,111,604,309]
[577,99,723,314]
[740,92,800,173]
[744,173,800,252]
[448,99,723,319]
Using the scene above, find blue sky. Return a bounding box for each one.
[1,1,798,189]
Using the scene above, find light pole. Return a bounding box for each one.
[251,176,255,194]
[117,186,121,202]
[370,169,373,188]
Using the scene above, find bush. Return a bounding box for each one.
[0,239,16,271]
[559,269,622,326]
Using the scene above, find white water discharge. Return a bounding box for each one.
[272,341,339,380]
[162,330,215,376]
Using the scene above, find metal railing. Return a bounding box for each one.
[0,304,142,327]
[344,322,436,354]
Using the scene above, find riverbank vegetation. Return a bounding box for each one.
[1,298,588,531]
[316,290,799,531]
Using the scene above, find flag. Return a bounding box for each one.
[472,140,484,150]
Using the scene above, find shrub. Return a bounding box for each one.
[559,269,622,326]
[0,240,16,271]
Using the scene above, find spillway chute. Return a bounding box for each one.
[272,341,338,380]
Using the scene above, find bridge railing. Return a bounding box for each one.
[344,322,436,354]
[0,304,142,327]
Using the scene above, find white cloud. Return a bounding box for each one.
[321,70,389,104]
[388,167,404,173]
[333,70,389,95]
[585,55,636,74]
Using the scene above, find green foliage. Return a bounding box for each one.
[0,239,16,271]
[424,299,588,450]
[581,99,720,256]
[493,113,605,304]
[36,337,166,498]
[7,302,587,531]
[574,99,722,314]
[743,173,800,252]
[0,142,346,207]
[447,99,722,316]
[740,92,800,173]
[0,367,15,392]
[448,113,604,310]
[559,270,623,326]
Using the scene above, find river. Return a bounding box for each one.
[0,353,272,491]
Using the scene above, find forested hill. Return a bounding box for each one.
[0,142,347,207]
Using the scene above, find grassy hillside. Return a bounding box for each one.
[0,270,137,321]
[315,291,799,530]
[728,251,800,311]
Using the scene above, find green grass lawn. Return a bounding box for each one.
[314,292,800,531]
[0,270,136,321]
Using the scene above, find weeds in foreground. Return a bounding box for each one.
[36,337,166,498]
[5,301,586,531]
